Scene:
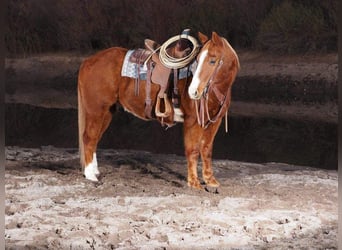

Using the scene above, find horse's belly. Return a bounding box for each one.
[118,79,160,120]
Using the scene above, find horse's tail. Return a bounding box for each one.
[78,79,85,170]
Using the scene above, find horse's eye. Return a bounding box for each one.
[209,58,216,65]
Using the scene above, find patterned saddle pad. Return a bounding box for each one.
[121,50,148,80]
[121,49,197,81]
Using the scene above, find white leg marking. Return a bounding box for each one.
[84,153,99,181]
[188,50,208,99]
[93,153,100,175]
[84,162,98,181]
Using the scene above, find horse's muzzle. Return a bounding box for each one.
[188,87,201,100]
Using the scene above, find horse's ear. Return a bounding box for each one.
[198,32,208,45]
[211,32,223,46]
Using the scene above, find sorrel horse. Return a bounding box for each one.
[78,31,239,189]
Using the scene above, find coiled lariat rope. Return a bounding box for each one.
[159,34,200,69]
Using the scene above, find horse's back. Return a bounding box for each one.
[78,47,128,112]
[79,47,127,79]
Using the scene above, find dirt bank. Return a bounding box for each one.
[5,147,338,249]
[5,51,338,122]
[4,51,338,169]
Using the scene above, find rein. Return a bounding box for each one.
[194,57,230,132]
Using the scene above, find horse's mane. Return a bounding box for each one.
[223,38,240,70]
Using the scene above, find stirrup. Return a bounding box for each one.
[155,93,172,118]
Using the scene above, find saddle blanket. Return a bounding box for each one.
[121,49,197,80]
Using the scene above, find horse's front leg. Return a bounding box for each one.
[200,119,222,187]
[184,122,203,189]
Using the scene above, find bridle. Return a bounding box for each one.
[194,50,231,132]
[202,57,223,97]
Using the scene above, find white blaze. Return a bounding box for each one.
[188,50,208,99]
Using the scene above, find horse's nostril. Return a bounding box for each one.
[188,87,200,99]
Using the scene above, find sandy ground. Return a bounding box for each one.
[5,146,337,249]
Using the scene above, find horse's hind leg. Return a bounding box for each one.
[83,109,112,181]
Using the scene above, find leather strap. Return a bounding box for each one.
[135,50,149,96]
[172,69,180,108]
[145,61,153,118]
[211,85,225,105]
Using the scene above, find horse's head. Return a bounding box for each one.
[188,32,240,100]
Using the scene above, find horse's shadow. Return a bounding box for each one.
[17,149,187,188]
[24,159,80,175]
[101,151,187,188]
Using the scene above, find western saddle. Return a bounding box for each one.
[127,30,197,126]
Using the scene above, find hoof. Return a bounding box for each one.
[204,176,220,188]
[204,186,219,194]
[187,179,203,190]
[84,172,99,182]
[84,163,99,182]
[85,175,99,182]
[93,167,100,176]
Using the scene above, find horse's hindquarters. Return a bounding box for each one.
[78,47,129,111]
[78,47,128,181]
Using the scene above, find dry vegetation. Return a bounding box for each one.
[6,0,337,56]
